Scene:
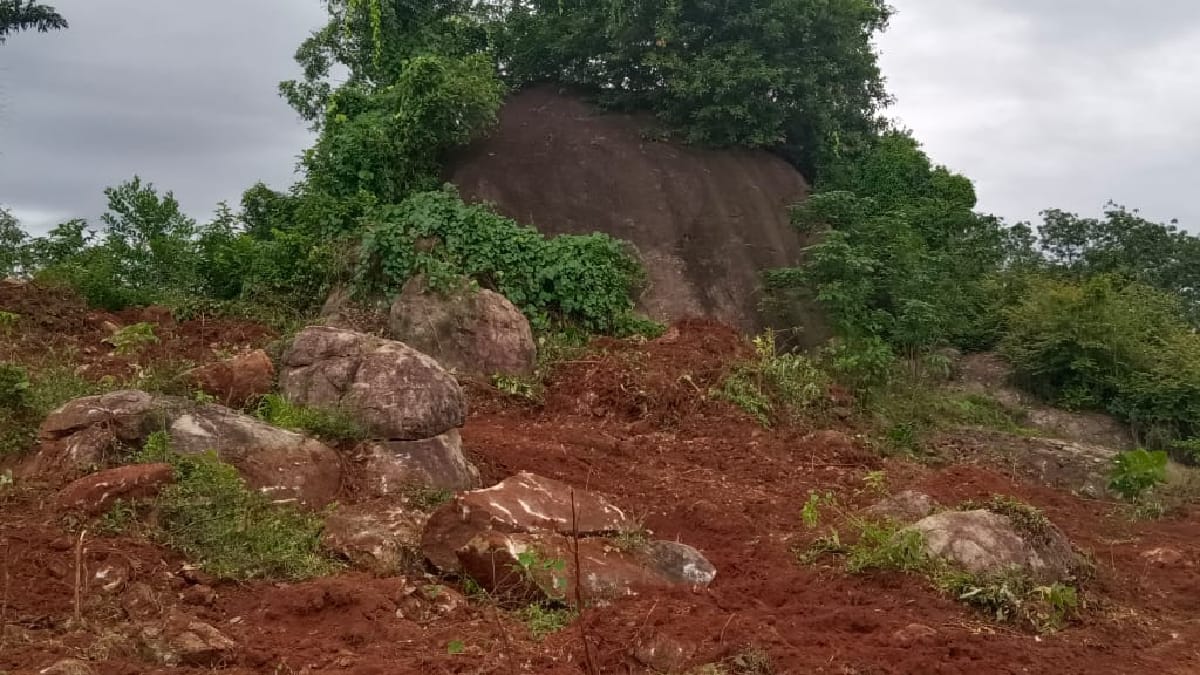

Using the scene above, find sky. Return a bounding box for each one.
[1,0,1198,234]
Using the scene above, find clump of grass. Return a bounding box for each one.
[492,374,544,403]
[0,361,112,457]
[937,568,1079,632]
[713,332,830,426]
[517,604,577,641]
[136,431,337,580]
[256,393,366,442]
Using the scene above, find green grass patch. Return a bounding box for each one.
[135,432,337,580]
[713,333,830,426]
[256,393,367,443]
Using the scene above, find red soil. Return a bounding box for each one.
[2,306,1198,674]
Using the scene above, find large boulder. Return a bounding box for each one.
[388,276,537,377]
[357,430,479,498]
[280,326,466,440]
[421,472,635,573]
[26,391,341,507]
[906,509,1080,582]
[184,349,275,408]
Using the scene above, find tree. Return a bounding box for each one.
[0,1,67,44]
[0,207,27,276]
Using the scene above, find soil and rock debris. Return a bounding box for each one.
[1,284,1199,675]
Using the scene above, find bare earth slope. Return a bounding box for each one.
[448,86,827,343]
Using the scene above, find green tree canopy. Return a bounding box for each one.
[0,1,66,44]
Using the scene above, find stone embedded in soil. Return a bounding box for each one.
[54,463,175,515]
[421,471,635,573]
[357,430,479,498]
[184,349,275,407]
[387,275,537,377]
[863,490,939,524]
[632,633,698,673]
[140,609,237,668]
[396,583,467,623]
[322,504,428,574]
[39,390,165,443]
[891,623,939,646]
[456,531,716,601]
[906,509,1080,582]
[37,660,97,675]
[280,326,466,440]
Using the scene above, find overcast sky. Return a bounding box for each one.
[1,0,1198,234]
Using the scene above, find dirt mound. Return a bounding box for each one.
[0,282,276,381]
[448,86,828,343]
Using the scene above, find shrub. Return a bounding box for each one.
[107,322,159,355]
[1108,449,1168,501]
[136,432,336,580]
[355,188,646,333]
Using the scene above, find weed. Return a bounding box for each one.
[517,603,577,640]
[611,525,651,553]
[883,421,920,454]
[1109,449,1168,501]
[136,432,336,580]
[0,363,30,409]
[107,322,159,356]
[446,639,466,655]
[511,549,569,600]
[801,491,838,529]
[714,332,829,426]
[961,496,1052,542]
[937,568,1079,633]
[96,500,140,535]
[256,394,366,442]
[863,470,888,496]
[844,520,929,574]
[0,311,19,335]
[404,485,454,512]
[492,374,543,402]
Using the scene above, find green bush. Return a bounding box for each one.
[1002,275,1200,445]
[1108,449,1168,502]
[714,332,830,426]
[136,432,336,580]
[355,188,646,333]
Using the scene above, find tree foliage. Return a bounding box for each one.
[0,0,66,44]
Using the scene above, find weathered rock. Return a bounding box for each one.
[906,509,1080,582]
[863,490,939,524]
[169,405,342,507]
[280,326,466,440]
[456,532,716,601]
[140,610,237,668]
[185,349,275,407]
[388,276,537,377]
[395,583,467,623]
[358,430,479,497]
[38,660,96,675]
[26,391,340,507]
[55,463,174,515]
[422,472,634,572]
[322,504,428,574]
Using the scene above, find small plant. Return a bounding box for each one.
[1109,449,1168,501]
[517,603,577,640]
[714,332,829,426]
[492,374,543,402]
[404,485,453,512]
[863,470,888,496]
[446,639,466,655]
[511,549,569,600]
[801,491,838,529]
[844,521,929,574]
[0,363,30,410]
[612,526,651,553]
[0,311,19,334]
[97,499,139,535]
[883,421,920,454]
[937,569,1079,633]
[136,432,336,580]
[257,394,366,442]
[107,322,159,356]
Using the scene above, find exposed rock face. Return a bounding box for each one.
[357,430,479,498]
[933,429,1121,498]
[421,472,634,572]
[422,472,716,599]
[55,463,175,515]
[185,349,275,407]
[280,326,467,440]
[448,86,828,342]
[388,276,537,377]
[906,509,1080,582]
[26,391,341,507]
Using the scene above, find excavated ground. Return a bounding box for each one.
[1,290,1198,674]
